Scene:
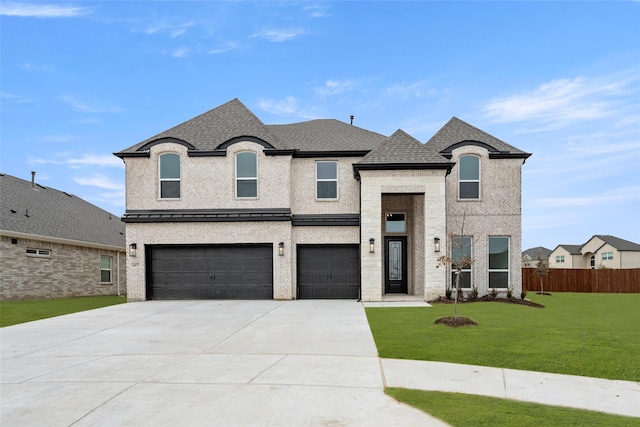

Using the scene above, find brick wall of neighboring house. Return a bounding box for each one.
[0,235,126,301]
[445,146,524,297]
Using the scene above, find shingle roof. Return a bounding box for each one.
[556,244,583,255]
[267,119,388,151]
[425,117,531,158]
[522,246,553,259]
[0,173,125,248]
[357,129,452,165]
[591,235,640,251]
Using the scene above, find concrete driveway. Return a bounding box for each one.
[1,300,448,426]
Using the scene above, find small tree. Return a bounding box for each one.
[437,239,474,319]
[535,253,550,295]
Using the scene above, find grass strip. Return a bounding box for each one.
[1,296,127,327]
[386,388,640,427]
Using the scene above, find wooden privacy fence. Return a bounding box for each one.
[522,268,640,293]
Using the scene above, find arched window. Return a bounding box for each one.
[459,155,480,199]
[236,152,257,198]
[159,153,180,199]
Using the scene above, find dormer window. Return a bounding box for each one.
[236,151,257,198]
[459,155,480,199]
[159,153,180,199]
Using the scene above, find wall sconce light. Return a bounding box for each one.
[369,238,375,253]
[434,237,440,253]
[278,242,285,257]
[129,243,137,257]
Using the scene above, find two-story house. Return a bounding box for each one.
[115,99,530,302]
[549,235,640,269]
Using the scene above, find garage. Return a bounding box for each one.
[297,245,360,299]
[147,244,273,300]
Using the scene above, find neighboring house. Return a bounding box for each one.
[115,98,530,302]
[0,173,126,300]
[549,235,640,269]
[522,246,552,268]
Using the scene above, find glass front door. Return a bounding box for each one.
[385,236,407,293]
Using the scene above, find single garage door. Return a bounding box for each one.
[297,245,360,299]
[148,244,273,300]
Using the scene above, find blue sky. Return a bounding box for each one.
[1,1,639,251]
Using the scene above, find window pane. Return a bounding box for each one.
[489,272,509,288]
[385,213,405,233]
[317,181,337,198]
[317,161,337,179]
[451,271,472,289]
[451,237,471,264]
[459,182,479,199]
[237,152,257,178]
[489,237,509,269]
[101,256,111,269]
[161,181,180,198]
[237,180,257,197]
[459,156,479,180]
[160,154,180,179]
[101,270,111,283]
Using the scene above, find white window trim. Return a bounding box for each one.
[602,252,613,261]
[488,236,510,289]
[458,154,481,200]
[26,248,51,258]
[101,255,112,284]
[556,255,565,263]
[158,152,181,200]
[235,151,258,199]
[316,160,339,200]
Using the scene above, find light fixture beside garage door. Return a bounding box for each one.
[278,242,285,256]
[369,238,375,253]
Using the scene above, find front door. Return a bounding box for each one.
[385,236,407,293]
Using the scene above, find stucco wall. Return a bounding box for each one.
[0,235,126,301]
[445,146,524,296]
[359,169,447,302]
[125,142,291,210]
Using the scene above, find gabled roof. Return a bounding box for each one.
[588,235,640,252]
[0,173,125,248]
[554,244,583,255]
[357,129,452,166]
[522,246,552,259]
[425,117,531,159]
[116,98,285,155]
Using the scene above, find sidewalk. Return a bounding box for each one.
[380,358,640,418]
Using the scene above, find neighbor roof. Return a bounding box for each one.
[0,173,125,248]
[555,244,583,255]
[522,246,552,259]
[589,235,640,252]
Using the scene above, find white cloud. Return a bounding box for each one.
[304,4,330,18]
[483,73,637,127]
[1,91,34,104]
[315,79,356,96]
[143,20,195,38]
[251,28,305,42]
[385,81,439,99]
[208,41,238,54]
[73,174,124,191]
[68,155,124,169]
[0,2,91,18]
[171,47,190,58]
[532,185,640,209]
[258,96,299,116]
[61,96,122,113]
[35,134,76,142]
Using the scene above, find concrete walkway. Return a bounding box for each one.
[1,300,638,426]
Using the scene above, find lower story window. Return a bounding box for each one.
[101,255,112,283]
[488,237,509,288]
[451,236,472,289]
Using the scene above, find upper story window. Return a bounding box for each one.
[159,153,180,199]
[385,213,406,233]
[601,252,613,261]
[555,255,565,263]
[459,155,480,199]
[26,248,51,257]
[488,236,509,289]
[316,161,337,199]
[236,152,257,198]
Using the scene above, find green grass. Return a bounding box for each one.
[386,389,640,427]
[0,296,127,327]
[366,293,640,381]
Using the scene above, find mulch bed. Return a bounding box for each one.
[434,316,479,327]
[428,295,545,309]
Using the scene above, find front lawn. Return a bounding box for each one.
[0,296,127,327]
[366,293,640,381]
[386,389,640,427]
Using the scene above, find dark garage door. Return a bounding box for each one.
[148,245,273,300]
[297,245,360,299]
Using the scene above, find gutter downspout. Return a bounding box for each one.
[117,249,122,296]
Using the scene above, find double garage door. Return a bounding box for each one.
[147,244,360,300]
[148,245,273,300]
